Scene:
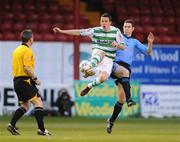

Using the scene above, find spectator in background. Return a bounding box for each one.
[56,88,74,117]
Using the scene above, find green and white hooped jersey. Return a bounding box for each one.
[80,26,124,60]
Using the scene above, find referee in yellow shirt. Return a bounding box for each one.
[7,29,51,136]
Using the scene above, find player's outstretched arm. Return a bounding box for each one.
[147,32,154,55]
[53,27,80,36]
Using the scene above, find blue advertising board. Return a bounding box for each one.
[131,45,180,85]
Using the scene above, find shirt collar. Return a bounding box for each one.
[123,34,132,39]
[22,43,29,48]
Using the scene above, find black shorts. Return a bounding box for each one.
[13,76,41,104]
[111,61,131,79]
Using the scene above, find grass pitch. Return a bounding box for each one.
[0,116,180,142]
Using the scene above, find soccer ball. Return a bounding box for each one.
[79,60,89,73]
[79,60,96,78]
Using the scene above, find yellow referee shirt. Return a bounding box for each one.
[12,44,35,77]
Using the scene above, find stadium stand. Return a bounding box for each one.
[0,0,179,44]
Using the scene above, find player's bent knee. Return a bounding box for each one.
[31,96,43,108]
[99,76,108,83]
[99,72,110,82]
[122,70,129,76]
[21,103,30,111]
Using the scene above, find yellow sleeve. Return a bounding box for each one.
[23,49,34,68]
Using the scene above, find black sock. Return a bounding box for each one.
[120,77,131,102]
[34,107,45,131]
[109,102,123,123]
[10,107,26,126]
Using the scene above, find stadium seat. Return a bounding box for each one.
[42,33,55,41]
[135,33,145,43]
[160,35,173,44]
[161,0,171,5]
[80,36,91,42]
[12,3,22,11]
[49,4,60,14]
[15,14,26,22]
[79,23,89,29]
[138,0,149,6]
[80,15,89,23]
[24,4,35,12]
[0,2,11,11]
[176,26,180,33]
[156,26,169,35]
[36,5,47,13]
[173,35,180,44]
[26,22,38,32]
[38,23,51,33]
[68,36,74,41]
[3,32,16,40]
[34,33,43,41]
[102,0,114,11]
[135,25,144,34]
[116,14,128,22]
[1,22,12,31]
[13,23,25,32]
[131,16,140,25]
[115,0,126,5]
[52,14,64,23]
[102,0,115,5]
[103,4,114,13]
[1,13,14,22]
[116,7,128,21]
[39,14,52,22]
[64,15,74,23]
[125,0,137,6]
[116,7,127,18]
[139,7,151,16]
[145,26,155,33]
[163,17,175,26]
[154,36,161,44]
[166,26,175,35]
[27,14,39,22]
[62,6,73,14]
[52,22,64,29]
[149,0,161,6]
[63,24,75,29]
[151,17,163,25]
[0,33,3,40]
[163,8,174,17]
[54,34,70,42]
[140,16,151,25]
[175,18,180,26]
[151,8,164,16]
[127,8,140,16]
[172,0,180,8]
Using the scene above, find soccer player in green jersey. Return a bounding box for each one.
[53,13,124,96]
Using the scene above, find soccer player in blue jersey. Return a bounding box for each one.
[106,19,154,133]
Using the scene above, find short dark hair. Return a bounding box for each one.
[20,29,33,43]
[124,19,134,27]
[101,13,112,21]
